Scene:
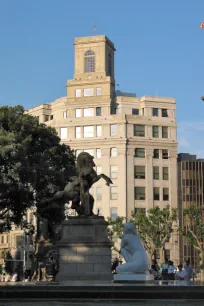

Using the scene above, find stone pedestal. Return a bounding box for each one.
[114,272,154,282]
[56,216,112,281]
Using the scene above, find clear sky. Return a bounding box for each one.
[0,0,204,156]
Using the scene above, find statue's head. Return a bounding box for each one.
[123,222,137,235]
[77,152,95,170]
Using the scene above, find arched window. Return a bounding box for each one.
[108,53,112,76]
[84,50,95,72]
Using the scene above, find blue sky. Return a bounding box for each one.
[0,0,204,156]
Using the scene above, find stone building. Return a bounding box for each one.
[0,211,36,269]
[24,35,178,262]
[178,153,204,270]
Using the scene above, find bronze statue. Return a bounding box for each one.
[48,152,113,216]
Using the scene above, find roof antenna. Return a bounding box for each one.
[93,21,97,35]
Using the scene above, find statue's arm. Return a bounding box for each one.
[121,236,128,249]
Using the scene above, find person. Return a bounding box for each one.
[111,258,119,274]
[161,258,169,280]
[184,259,193,280]
[10,270,19,282]
[168,260,176,280]
[25,254,34,281]
[175,264,188,280]
[151,259,161,280]
[46,256,58,281]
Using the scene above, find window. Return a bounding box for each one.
[76,109,82,118]
[141,108,144,116]
[84,108,94,117]
[84,88,94,97]
[135,148,145,158]
[132,108,139,115]
[30,212,34,224]
[110,207,118,220]
[35,116,39,123]
[162,127,168,138]
[63,111,67,119]
[134,208,146,216]
[96,187,102,201]
[163,167,169,180]
[111,166,118,179]
[96,107,102,116]
[134,125,145,137]
[96,166,102,175]
[96,88,102,96]
[111,147,117,157]
[153,149,159,159]
[162,149,168,159]
[154,187,160,200]
[152,108,158,116]
[84,126,94,137]
[162,109,168,117]
[96,149,101,158]
[60,127,68,139]
[1,236,4,244]
[76,127,81,139]
[135,187,145,200]
[163,188,169,201]
[84,50,95,72]
[107,53,112,76]
[76,89,81,97]
[110,124,117,136]
[111,187,118,200]
[50,115,53,120]
[76,149,83,157]
[96,125,102,137]
[153,167,159,180]
[16,235,21,248]
[84,149,94,156]
[44,115,49,122]
[152,126,159,138]
[134,166,145,179]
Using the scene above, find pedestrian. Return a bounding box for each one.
[184,259,193,280]
[111,258,119,273]
[175,264,188,281]
[161,258,169,280]
[168,260,176,280]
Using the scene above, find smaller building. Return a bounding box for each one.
[0,210,36,273]
[178,153,204,269]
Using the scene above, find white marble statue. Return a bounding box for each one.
[116,222,150,274]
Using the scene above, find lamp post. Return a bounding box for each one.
[201,96,204,101]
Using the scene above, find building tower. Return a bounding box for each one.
[26,35,179,262]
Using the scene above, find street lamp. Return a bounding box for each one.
[201,96,204,101]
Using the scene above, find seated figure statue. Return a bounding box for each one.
[116,222,149,274]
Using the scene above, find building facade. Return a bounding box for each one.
[0,211,36,268]
[26,35,179,262]
[178,153,204,269]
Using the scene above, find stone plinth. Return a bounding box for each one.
[56,216,112,281]
[113,272,154,282]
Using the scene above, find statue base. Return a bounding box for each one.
[56,216,112,281]
[113,272,154,282]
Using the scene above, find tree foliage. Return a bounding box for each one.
[182,205,204,280]
[107,205,177,260]
[107,216,126,252]
[0,105,76,232]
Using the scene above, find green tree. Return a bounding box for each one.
[0,105,76,233]
[107,205,177,263]
[182,205,204,281]
[107,216,126,253]
[130,206,177,263]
